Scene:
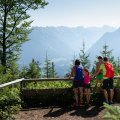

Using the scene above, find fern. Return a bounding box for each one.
[104,103,120,120]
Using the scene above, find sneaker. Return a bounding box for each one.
[104,100,109,104]
[72,103,79,107]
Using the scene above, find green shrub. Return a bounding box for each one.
[25,81,72,89]
[104,103,120,120]
[0,88,21,120]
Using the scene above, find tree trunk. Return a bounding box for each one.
[2,4,7,73]
[2,42,6,73]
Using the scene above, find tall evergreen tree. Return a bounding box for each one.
[69,52,76,74]
[100,43,116,74]
[79,41,90,69]
[0,0,48,73]
[43,53,52,78]
[20,65,28,78]
[43,53,57,78]
[114,57,120,75]
[70,52,76,68]
[101,42,115,63]
[27,59,41,78]
[51,62,57,78]
[67,52,77,76]
[20,59,41,78]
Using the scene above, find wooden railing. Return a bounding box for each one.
[0,76,120,89]
[0,78,24,88]
[0,76,120,96]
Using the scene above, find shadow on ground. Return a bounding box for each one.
[43,104,104,118]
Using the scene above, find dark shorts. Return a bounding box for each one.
[84,84,91,89]
[73,80,83,88]
[102,78,114,90]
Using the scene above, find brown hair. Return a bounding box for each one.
[75,59,80,65]
[98,56,103,59]
[103,57,108,62]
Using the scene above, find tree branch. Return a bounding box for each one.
[0,41,3,46]
[0,14,3,24]
[5,2,33,40]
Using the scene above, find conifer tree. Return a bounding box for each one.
[43,53,52,78]
[71,52,76,68]
[69,52,76,73]
[20,59,41,78]
[43,53,57,78]
[27,59,41,78]
[101,42,115,63]
[79,41,90,69]
[100,43,116,74]
[20,65,28,78]
[51,62,57,78]
[114,57,120,75]
[91,66,95,75]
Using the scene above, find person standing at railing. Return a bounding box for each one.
[93,57,114,104]
[69,59,84,106]
[83,68,91,106]
[94,56,104,88]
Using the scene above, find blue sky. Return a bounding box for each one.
[28,0,120,27]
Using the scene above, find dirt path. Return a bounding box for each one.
[15,105,106,120]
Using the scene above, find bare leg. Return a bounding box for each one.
[87,89,91,103]
[73,88,79,105]
[85,89,87,102]
[79,87,83,105]
[110,89,114,102]
[103,89,108,103]
[85,89,91,104]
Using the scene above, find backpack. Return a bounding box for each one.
[74,66,84,81]
[104,62,114,78]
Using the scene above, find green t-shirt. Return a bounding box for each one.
[99,63,108,79]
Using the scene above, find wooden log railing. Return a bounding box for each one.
[19,76,120,96]
[0,76,120,89]
[0,76,119,97]
[0,78,24,88]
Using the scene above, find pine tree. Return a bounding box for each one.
[43,53,52,78]
[114,57,120,75]
[100,42,116,70]
[27,59,41,78]
[20,59,41,78]
[7,61,20,79]
[20,65,28,78]
[51,62,57,78]
[0,0,48,73]
[67,52,77,77]
[79,41,90,69]
[101,42,115,63]
[91,66,95,75]
[69,52,76,75]
[71,52,76,68]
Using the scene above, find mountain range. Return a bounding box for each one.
[19,26,117,76]
[88,27,120,64]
